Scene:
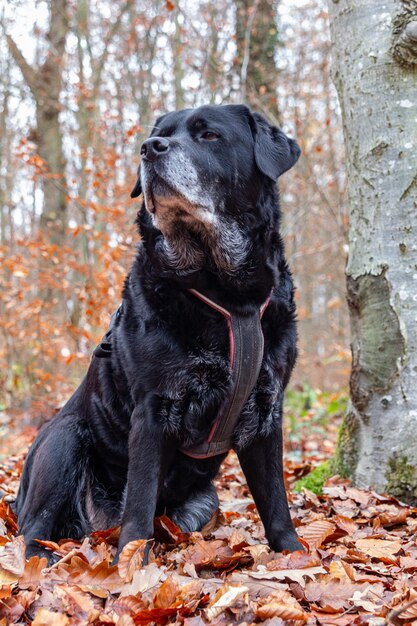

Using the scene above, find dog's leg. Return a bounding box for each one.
[15,416,90,563]
[115,409,175,563]
[169,482,219,532]
[237,426,303,553]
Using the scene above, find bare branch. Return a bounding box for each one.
[240,0,260,102]
[384,597,417,625]
[92,0,135,94]
[5,34,38,98]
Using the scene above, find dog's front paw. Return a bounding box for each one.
[268,531,305,553]
[26,542,60,566]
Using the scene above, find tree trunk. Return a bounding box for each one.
[172,8,185,110]
[235,0,280,117]
[328,0,417,499]
[6,0,69,246]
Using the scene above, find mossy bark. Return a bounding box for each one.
[385,456,417,503]
[327,0,417,497]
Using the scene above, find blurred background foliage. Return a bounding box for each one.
[0,0,349,422]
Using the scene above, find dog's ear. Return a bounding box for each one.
[251,112,301,180]
[130,166,142,198]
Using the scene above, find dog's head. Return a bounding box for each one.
[131,105,300,272]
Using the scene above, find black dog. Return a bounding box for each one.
[15,104,302,563]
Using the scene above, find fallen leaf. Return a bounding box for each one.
[118,539,147,582]
[0,535,25,576]
[32,608,70,625]
[333,515,359,535]
[267,549,321,570]
[355,538,402,564]
[52,555,124,593]
[153,576,181,608]
[182,539,252,572]
[204,584,248,621]
[154,515,188,545]
[256,589,307,622]
[120,562,166,597]
[200,509,220,537]
[298,520,336,548]
[304,577,368,611]
[248,564,326,587]
[19,555,48,589]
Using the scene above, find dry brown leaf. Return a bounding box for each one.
[249,564,326,587]
[204,584,248,621]
[154,515,188,544]
[33,539,61,554]
[117,616,135,626]
[228,571,289,598]
[104,594,145,617]
[0,566,19,584]
[120,562,166,597]
[153,576,181,608]
[225,528,251,550]
[355,538,402,564]
[0,500,18,536]
[200,509,220,537]
[19,555,48,589]
[394,589,417,620]
[0,595,26,623]
[267,549,321,571]
[400,555,417,572]
[333,515,359,535]
[32,608,70,626]
[298,520,336,549]
[90,526,120,546]
[117,539,147,582]
[328,559,356,582]
[304,577,368,611]
[0,584,13,599]
[351,583,384,612]
[0,535,25,576]
[52,555,124,593]
[182,539,252,571]
[376,505,408,528]
[256,598,307,621]
[54,583,100,618]
[176,579,204,602]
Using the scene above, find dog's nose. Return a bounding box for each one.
[140,137,170,161]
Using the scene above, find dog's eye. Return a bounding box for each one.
[201,131,220,141]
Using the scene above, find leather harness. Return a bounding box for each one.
[94,289,270,459]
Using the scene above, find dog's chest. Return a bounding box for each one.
[149,290,270,453]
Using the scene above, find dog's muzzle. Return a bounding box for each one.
[141,137,170,162]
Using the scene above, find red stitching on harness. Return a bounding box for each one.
[260,296,270,318]
[227,317,235,368]
[207,417,219,443]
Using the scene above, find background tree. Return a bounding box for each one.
[235,0,280,115]
[0,0,348,411]
[328,0,417,498]
[6,0,69,246]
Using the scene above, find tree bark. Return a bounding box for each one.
[235,0,280,117]
[328,0,417,499]
[6,0,69,245]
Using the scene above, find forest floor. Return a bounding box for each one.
[1,388,417,625]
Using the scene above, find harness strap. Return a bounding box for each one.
[180,289,270,459]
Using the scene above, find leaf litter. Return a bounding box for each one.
[1,431,417,624]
